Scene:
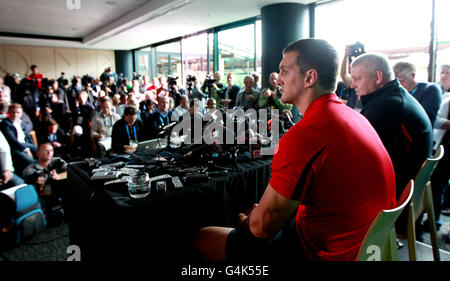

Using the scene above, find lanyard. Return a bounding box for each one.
[48,133,57,142]
[160,112,169,125]
[125,124,137,140]
[410,85,419,96]
[102,114,113,127]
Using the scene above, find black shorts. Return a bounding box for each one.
[225,216,306,262]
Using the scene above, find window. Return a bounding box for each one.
[316,0,432,82]
[181,33,208,88]
[135,47,152,78]
[156,41,182,79]
[436,0,450,81]
[218,23,256,87]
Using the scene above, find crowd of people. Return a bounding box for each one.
[0,38,449,259]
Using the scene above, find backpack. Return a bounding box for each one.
[14,185,47,244]
[0,193,16,250]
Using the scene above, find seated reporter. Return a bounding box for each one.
[91,98,120,157]
[148,95,174,139]
[111,105,145,154]
[38,119,69,159]
[22,142,67,212]
[0,131,24,191]
[0,103,37,173]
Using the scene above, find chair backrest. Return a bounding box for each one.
[14,185,47,243]
[357,180,414,261]
[411,145,444,219]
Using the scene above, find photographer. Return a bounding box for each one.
[185,75,207,109]
[22,142,67,217]
[201,72,223,102]
[167,76,185,107]
[338,43,364,111]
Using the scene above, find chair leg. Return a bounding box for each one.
[389,229,399,261]
[425,184,441,261]
[407,203,417,261]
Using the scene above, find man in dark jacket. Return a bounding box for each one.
[220,73,240,109]
[393,62,442,126]
[111,105,145,153]
[351,53,433,236]
[0,103,37,173]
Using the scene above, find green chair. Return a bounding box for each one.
[406,145,444,261]
[357,180,414,261]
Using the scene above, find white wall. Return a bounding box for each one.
[0,45,115,80]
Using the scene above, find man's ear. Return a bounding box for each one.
[375,70,384,86]
[304,69,318,88]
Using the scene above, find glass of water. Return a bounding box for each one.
[128,172,151,199]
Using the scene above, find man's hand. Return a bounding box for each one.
[124,145,136,153]
[53,141,62,148]
[0,170,14,185]
[36,176,47,186]
[246,94,255,102]
[26,149,33,159]
[345,45,353,57]
[237,204,258,233]
[263,89,272,98]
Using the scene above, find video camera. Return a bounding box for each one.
[167,76,178,87]
[348,41,365,57]
[204,77,223,89]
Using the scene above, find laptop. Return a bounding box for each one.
[135,138,167,153]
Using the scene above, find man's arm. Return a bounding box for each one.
[239,184,299,239]
[340,46,353,88]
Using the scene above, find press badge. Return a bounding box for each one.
[77,116,83,124]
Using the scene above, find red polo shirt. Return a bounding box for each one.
[270,94,396,261]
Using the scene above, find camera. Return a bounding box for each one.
[186,75,196,91]
[133,72,141,81]
[349,41,365,57]
[204,77,223,89]
[167,76,178,87]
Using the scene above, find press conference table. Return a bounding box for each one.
[65,155,272,262]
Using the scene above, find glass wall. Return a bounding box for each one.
[156,41,182,80]
[218,23,256,87]
[316,0,432,82]
[133,18,260,87]
[181,33,208,89]
[436,0,450,84]
[135,47,152,78]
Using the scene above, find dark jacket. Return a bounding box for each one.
[361,79,433,198]
[220,84,240,108]
[410,82,442,127]
[111,118,145,153]
[0,118,34,152]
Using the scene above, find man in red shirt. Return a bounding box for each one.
[193,39,397,261]
[28,65,44,90]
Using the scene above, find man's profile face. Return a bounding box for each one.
[277,51,304,104]
[351,64,378,97]
[440,66,450,91]
[396,73,415,92]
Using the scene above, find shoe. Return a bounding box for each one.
[422,219,442,232]
[397,239,404,249]
[441,208,450,216]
